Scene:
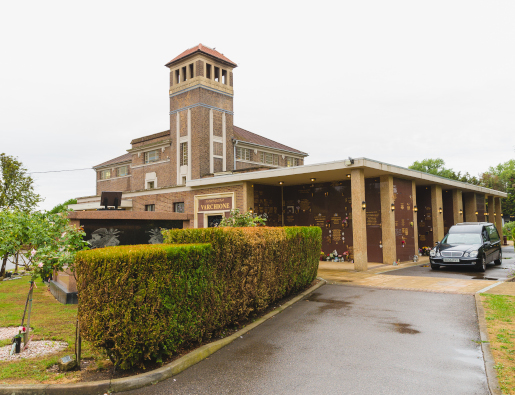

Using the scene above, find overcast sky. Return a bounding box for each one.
[1,0,514,211]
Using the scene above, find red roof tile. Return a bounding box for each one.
[94,153,132,169]
[165,44,237,68]
[233,126,307,156]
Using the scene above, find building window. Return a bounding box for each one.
[147,181,155,189]
[189,63,194,79]
[175,69,180,83]
[213,141,223,156]
[259,152,278,165]
[206,63,212,79]
[236,147,251,161]
[286,157,298,167]
[180,142,188,165]
[174,202,185,213]
[117,166,129,177]
[100,170,111,180]
[145,204,155,212]
[145,150,159,164]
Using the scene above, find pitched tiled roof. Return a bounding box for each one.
[233,126,307,156]
[165,44,237,68]
[94,153,132,169]
[130,130,170,145]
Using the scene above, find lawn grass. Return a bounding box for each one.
[0,277,105,384]
[481,294,515,395]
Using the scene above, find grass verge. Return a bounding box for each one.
[0,277,105,384]
[481,294,515,395]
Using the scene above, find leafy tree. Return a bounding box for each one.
[408,158,481,185]
[48,198,77,214]
[218,209,267,227]
[0,153,42,211]
[0,208,88,278]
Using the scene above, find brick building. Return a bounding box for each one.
[70,44,507,271]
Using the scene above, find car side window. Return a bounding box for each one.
[482,228,489,243]
[487,225,500,242]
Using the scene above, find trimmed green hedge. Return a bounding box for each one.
[162,226,321,326]
[76,243,214,369]
[76,226,321,369]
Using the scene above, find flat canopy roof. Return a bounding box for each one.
[189,157,507,198]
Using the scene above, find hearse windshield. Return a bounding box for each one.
[441,233,482,245]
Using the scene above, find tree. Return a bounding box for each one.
[48,198,77,214]
[0,153,41,211]
[218,209,267,227]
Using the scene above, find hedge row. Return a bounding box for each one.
[162,226,321,331]
[76,243,213,369]
[76,226,321,369]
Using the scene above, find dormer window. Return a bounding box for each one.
[286,157,298,167]
[100,170,111,180]
[117,166,129,177]
[145,150,159,164]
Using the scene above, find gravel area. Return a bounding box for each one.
[0,327,26,340]
[0,340,68,361]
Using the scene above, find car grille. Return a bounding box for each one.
[441,251,463,258]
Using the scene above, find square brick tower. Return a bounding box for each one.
[165,44,237,184]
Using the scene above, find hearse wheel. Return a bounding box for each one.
[494,250,502,265]
[476,255,486,272]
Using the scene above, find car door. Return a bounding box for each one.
[481,227,494,263]
[486,225,502,261]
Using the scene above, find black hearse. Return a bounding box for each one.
[430,222,502,272]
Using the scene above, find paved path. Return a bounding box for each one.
[125,285,488,395]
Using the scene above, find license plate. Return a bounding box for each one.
[443,258,460,263]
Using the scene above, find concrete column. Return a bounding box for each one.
[412,181,419,255]
[351,168,368,271]
[431,185,444,244]
[487,196,494,224]
[242,182,254,214]
[494,197,503,239]
[452,190,463,225]
[209,109,214,174]
[380,175,396,265]
[187,109,192,181]
[464,193,477,222]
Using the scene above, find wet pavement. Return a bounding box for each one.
[384,245,515,282]
[125,285,488,395]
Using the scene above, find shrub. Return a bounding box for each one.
[162,226,321,324]
[503,221,515,240]
[76,243,213,369]
[77,227,320,369]
[218,208,266,227]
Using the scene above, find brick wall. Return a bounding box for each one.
[96,176,131,195]
[131,184,244,227]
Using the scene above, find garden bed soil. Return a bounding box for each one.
[76,278,321,383]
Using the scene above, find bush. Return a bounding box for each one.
[162,226,321,323]
[77,227,320,369]
[503,221,515,240]
[76,243,213,369]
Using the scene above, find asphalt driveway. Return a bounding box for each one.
[385,245,515,281]
[125,285,488,395]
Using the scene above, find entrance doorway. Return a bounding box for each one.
[207,215,223,227]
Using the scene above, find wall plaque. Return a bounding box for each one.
[197,197,232,212]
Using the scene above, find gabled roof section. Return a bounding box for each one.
[233,126,308,156]
[165,44,237,68]
[94,153,132,169]
[130,130,170,145]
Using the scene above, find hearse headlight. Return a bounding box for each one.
[469,251,478,258]
[464,252,469,257]
[430,249,436,257]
